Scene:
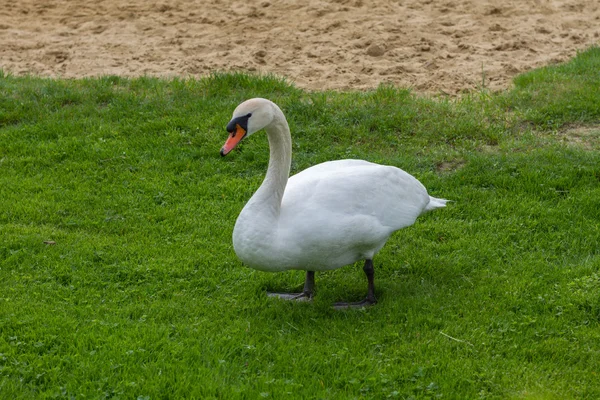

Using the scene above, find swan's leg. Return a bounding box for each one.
[363,259,377,303]
[333,259,378,309]
[267,271,314,301]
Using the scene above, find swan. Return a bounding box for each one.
[220,98,447,308]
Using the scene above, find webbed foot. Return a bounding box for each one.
[332,297,377,310]
[267,292,312,301]
[332,259,378,310]
[267,271,315,302]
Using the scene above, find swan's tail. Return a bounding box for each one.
[424,196,449,212]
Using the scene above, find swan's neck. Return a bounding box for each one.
[245,109,291,220]
[231,104,291,268]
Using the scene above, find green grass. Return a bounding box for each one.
[1,47,599,399]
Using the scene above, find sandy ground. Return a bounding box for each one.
[1,0,599,94]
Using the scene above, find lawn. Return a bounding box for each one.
[1,47,599,399]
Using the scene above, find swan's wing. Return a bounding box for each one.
[273,160,432,269]
[282,160,431,231]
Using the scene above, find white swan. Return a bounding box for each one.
[221,98,447,308]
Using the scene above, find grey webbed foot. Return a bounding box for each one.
[268,292,312,301]
[267,271,314,302]
[332,297,377,310]
[332,259,378,310]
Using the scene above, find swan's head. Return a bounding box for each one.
[220,98,274,156]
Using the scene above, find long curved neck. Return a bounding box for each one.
[245,106,291,220]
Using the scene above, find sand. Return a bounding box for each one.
[1,0,599,94]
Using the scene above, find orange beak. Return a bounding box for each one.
[220,124,246,156]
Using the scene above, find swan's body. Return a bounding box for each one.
[221,98,447,307]
[235,159,443,272]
